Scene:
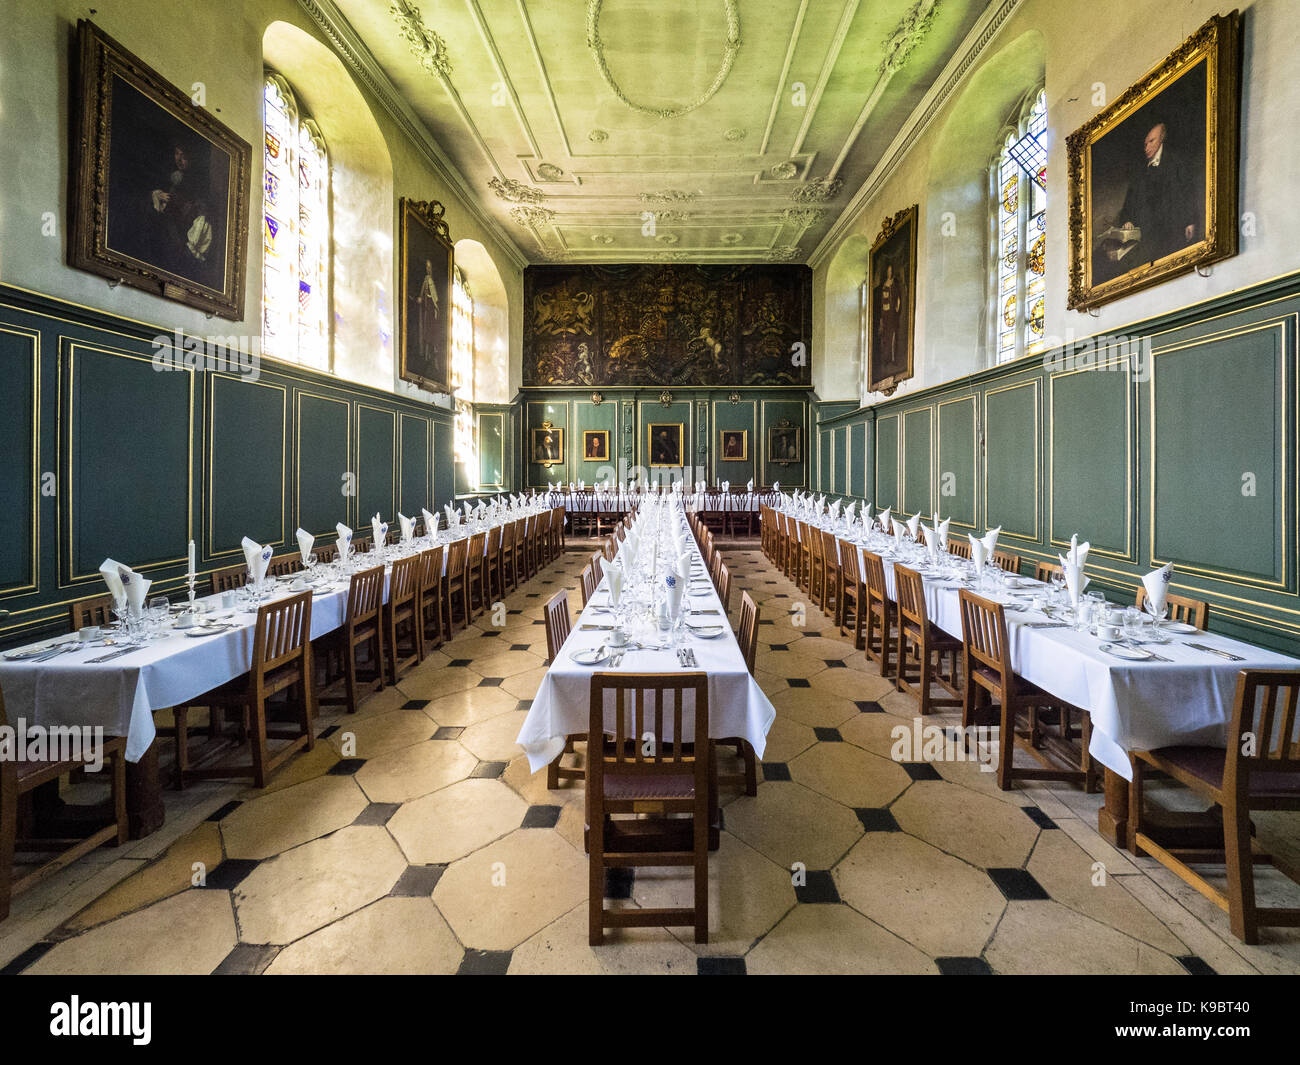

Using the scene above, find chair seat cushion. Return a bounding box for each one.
[603,773,696,802]
[1150,745,1300,797]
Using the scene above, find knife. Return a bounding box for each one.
[85,646,139,663]
[1187,642,1245,662]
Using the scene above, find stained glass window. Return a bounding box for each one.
[991,88,1047,364]
[452,266,476,468]
[262,71,330,371]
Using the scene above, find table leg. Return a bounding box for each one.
[1097,768,1129,850]
[126,740,165,840]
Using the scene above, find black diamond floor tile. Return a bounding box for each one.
[0,941,55,975]
[787,677,810,688]
[855,700,885,713]
[794,870,840,904]
[448,659,472,668]
[521,804,562,829]
[470,760,508,779]
[1177,954,1217,975]
[986,867,1050,901]
[352,802,401,827]
[202,858,260,890]
[515,699,533,712]
[814,727,843,742]
[761,761,791,781]
[401,699,430,710]
[1021,806,1058,829]
[212,943,280,975]
[478,677,504,687]
[509,643,530,651]
[901,762,942,781]
[205,800,243,822]
[698,956,747,975]
[328,758,367,776]
[936,956,993,975]
[855,807,901,832]
[432,726,464,740]
[391,864,447,897]
[458,949,512,975]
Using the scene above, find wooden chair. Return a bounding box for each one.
[417,545,445,652]
[1130,669,1300,944]
[173,591,316,789]
[716,560,733,616]
[465,532,488,619]
[819,528,840,622]
[579,564,599,608]
[544,590,585,790]
[485,524,505,604]
[69,593,116,631]
[0,685,128,922]
[717,592,759,797]
[526,515,544,579]
[312,543,338,564]
[384,554,422,683]
[894,565,962,717]
[510,518,528,585]
[948,539,971,560]
[837,539,865,650]
[958,589,1097,793]
[992,550,1021,575]
[1135,587,1209,629]
[500,521,519,593]
[316,565,386,717]
[586,672,712,945]
[1034,559,1063,584]
[268,553,303,578]
[210,563,247,595]
[861,551,897,677]
[444,537,470,635]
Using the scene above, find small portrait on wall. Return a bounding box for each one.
[399,198,454,393]
[866,205,918,396]
[719,429,748,462]
[768,422,802,465]
[1067,12,1240,309]
[67,21,252,319]
[647,423,684,468]
[582,429,609,461]
[531,424,564,466]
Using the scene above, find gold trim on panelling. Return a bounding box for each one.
[59,337,194,587]
[760,398,806,488]
[398,412,433,510]
[874,412,899,508]
[710,398,756,484]
[936,395,978,531]
[0,324,41,597]
[356,403,399,520]
[639,399,693,474]
[525,399,569,488]
[477,410,506,490]
[294,391,352,537]
[901,407,934,517]
[982,378,1040,542]
[1148,318,1293,591]
[1047,355,1134,562]
[205,373,288,560]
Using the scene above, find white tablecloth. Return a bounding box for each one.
[517,507,775,772]
[789,514,1300,779]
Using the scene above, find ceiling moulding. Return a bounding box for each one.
[586,0,742,119]
[809,0,1024,268]
[295,0,528,269]
[488,176,545,204]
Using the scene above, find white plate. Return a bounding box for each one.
[185,624,236,638]
[570,647,611,666]
[1099,642,1153,661]
[1162,621,1198,634]
[686,623,725,638]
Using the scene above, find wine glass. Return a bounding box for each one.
[147,596,170,639]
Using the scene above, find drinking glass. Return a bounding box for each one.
[1122,606,1144,643]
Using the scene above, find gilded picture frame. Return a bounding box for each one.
[719,429,749,462]
[399,197,455,394]
[1066,11,1241,310]
[582,429,610,462]
[67,20,252,320]
[866,205,918,396]
[767,421,802,465]
[647,423,684,468]
[531,424,564,467]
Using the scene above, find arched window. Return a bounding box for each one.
[262,70,330,370]
[451,266,476,469]
[991,87,1046,364]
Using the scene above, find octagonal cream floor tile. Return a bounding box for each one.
[835,831,1005,958]
[809,668,897,703]
[767,686,858,729]
[328,708,437,759]
[420,686,521,727]
[29,889,237,975]
[222,775,370,861]
[789,742,911,809]
[233,825,407,945]
[1026,830,1188,955]
[509,903,699,974]
[985,900,1186,975]
[501,667,548,700]
[631,834,796,956]
[746,903,935,975]
[242,740,341,798]
[758,713,817,763]
[724,781,862,870]
[398,665,484,698]
[434,830,587,951]
[760,650,831,680]
[793,636,855,660]
[264,896,463,974]
[469,650,544,679]
[839,710,913,758]
[501,752,585,807]
[458,710,529,762]
[353,739,478,804]
[387,778,528,864]
[442,634,524,660]
[891,781,1040,869]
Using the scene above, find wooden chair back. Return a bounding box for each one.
[251,589,313,683]
[268,553,303,578]
[389,554,420,610]
[716,560,733,614]
[70,593,116,631]
[1136,587,1209,629]
[467,532,487,570]
[839,539,861,589]
[446,537,468,581]
[737,592,759,675]
[211,563,248,594]
[861,550,889,604]
[588,672,709,780]
[948,539,971,559]
[580,564,598,607]
[1034,559,1063,584]
[958,589,1014,693]
[893,564,929,632]
[544,589,571,659]
[1226,671,1300,789]
[345,564,385,627]
[312,543,338,564]
[419,545,444,602]
[992,550,1021,575]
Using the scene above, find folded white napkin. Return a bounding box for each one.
[906,512,921,539]
[444,503,456,527]
[721,481,730,493]
[1059,536,1091,606]
[746,479,754,492]
[879,507,892,534]
[772,481,780,493]
[296,528,314,565]
[371,513,388,546]
[936,517,950,550]
[665,573,684,618]
[892,523,908,549]
[99,558,127,603]
[676,553,692,581]
[861,502,873,528]
[422,508,437,536]
[398,513,415,542]
[241,535,272,588]
[969,534,988,570]
[1142,562,1173,615]
[921,523,940,562]
[336,523,353,557]
[607,562,624,606]
[119,564,152,619]
[981,526,1001,557]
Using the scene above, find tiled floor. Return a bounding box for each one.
[3,545,1299,975]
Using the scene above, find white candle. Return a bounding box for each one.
[188,539,196,580]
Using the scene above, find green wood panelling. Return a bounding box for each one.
[712,398,757,486]
[208,375,285,555]
[983,381,1040,541]
[357,407,396,523]
[832,426,848,494]
[296,393,351,539]
[433,420,455,507]
[902,408,933,516]
[937,397,977,529]
[477,411,505,489]
[0,327,36,591]
[875,415,899,510]
[399,414,430,516]
[850,422,867,499]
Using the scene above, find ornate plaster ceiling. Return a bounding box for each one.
[326,0,993,263]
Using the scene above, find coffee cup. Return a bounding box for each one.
[79,625,101,642]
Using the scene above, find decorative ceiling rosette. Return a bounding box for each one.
[586,0,741,119]
[790,177,843,204]
[488,176,545,205]
[879,0,942,77]
[390,0,452,80]
[781,207,827,228]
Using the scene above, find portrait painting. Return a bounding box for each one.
[68,21,251,319]
[399,198,454,393]
[583,430,610,461]
[768,423,802,465]
[1067,12,1240,309]
[531,425,564,466]
[866,205,918,396]
[647,423,684,468]
[719,429,748,462]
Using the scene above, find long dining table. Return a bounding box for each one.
[778,508,1300,847]
[517,502,775,773]
[0,507,548,835]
